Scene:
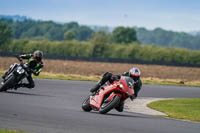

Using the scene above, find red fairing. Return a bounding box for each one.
[90,76,135,111]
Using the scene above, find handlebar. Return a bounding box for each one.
[16,56,30,72]
[16,56,23,63]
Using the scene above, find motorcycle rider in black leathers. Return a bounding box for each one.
[90,67,142,112]
[2,50,43,89]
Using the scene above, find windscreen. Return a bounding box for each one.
[124,76,134,89]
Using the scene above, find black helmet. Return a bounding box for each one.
[33,50,43,61]
[129,67,141,81]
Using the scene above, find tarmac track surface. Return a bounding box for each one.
[0,79,200,133]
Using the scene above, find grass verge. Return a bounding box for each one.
[0,71,200,87]
[0,129,26,133]
[0,71,100,82]
[33,72,100,82]
[142,77,200,87]
[147,98,200,122]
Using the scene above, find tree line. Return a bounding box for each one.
[1,39,200,66]
[0,18,200,66]
[1,18,200,50]
[0,19,137,44]
[136,27,200,50]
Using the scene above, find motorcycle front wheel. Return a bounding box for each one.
[0,75,15,92]
[82,95,92,112]
[99,95,121,114]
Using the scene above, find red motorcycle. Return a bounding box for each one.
[82,76,135,114]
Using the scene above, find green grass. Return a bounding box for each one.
[147,98,200,122]
[33,72,100,82]
[0,70,200,87]
[142,78,200,87]
[0,71,100,82]
[0,129,26,133]
[0,71,4,76]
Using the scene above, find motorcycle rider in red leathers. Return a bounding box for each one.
[90,67,142,112]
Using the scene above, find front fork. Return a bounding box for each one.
[3,63,18,79]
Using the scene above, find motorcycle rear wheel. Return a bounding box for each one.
[99,95,121,114]
[82,95,92,112]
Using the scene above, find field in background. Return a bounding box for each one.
[0,57,200,84]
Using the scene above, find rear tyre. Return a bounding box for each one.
[0,75,15,92]
[82,95,92,112]
[99,95,121,114]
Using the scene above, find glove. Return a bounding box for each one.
[33,72,39,76]
[15,55,22,62]
[33,70,40,76]
[122,72,129,76]
[111,75,118,81]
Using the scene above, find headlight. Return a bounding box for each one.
[119,83,125,90]
[17,66,24,74]
[17,66,22,71]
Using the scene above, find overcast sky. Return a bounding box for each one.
[1,0,200,32]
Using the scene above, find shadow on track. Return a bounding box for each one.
[89,111,154,119]
[3,91,54,97]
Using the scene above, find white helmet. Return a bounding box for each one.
[129,67,141,81]
[33,50,43,61]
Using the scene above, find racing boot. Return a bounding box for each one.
[13,84,20,90]
[90,83,101,93]
[115,102,124,112]
[13,84,26,90]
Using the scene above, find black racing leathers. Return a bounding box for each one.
[2,54,43,89]
[17,54,43,88]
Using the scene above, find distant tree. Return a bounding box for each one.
[112,26,137,44]
[90,31,109,45]
[48,26,64,40]
[77,26,94,41]
[0,21,12,47]
[20,26,40,38]
[90,31,109,57]
[63,22,79,31]
[64,29,77,40]
[136,27,200,50]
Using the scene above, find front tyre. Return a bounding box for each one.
[0,75,15,92]
[82,95,92,112]
[99,95,121,114]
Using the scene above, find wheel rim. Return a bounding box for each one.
[101,96,115,109]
